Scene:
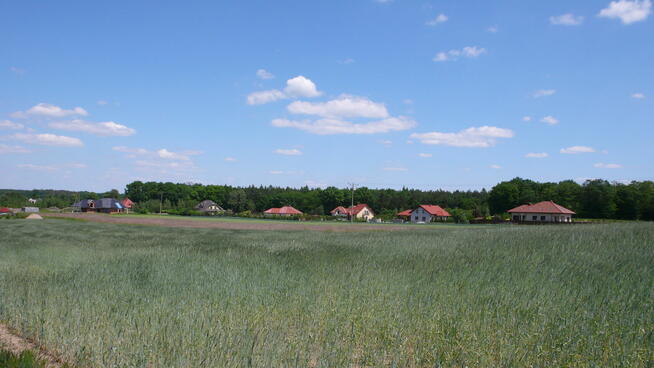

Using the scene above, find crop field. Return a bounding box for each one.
[1,220,653,367]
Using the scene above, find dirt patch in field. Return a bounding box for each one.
[0,323,65,367]
[44,213,422,232]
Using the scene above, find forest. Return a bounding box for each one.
[1,178,653,220]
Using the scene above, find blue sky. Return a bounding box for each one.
[1,0,652,192]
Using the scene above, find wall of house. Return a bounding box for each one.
[511,213,572,222]
[410,208,432,223]
[354,207,374,220]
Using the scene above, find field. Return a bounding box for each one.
[1,220,653,367]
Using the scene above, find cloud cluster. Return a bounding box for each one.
[272,116,415,135]
[594,162,622,168]
[433,46,486,62]
[0,144,30,154]
[560,146,596,154]
[550,13,584,25]
[49,119,136,136]
[532,89,556,98]
[10,133,83,147]
[247,76,321,105]
[426,14,448,26]
[525,152,549,158]
[287,95,389,119]
[256,69,274,80]
[410,126,514,148]
[599,0,651,24]
[274,148,303,156]
[540,116,559,125]
[113,146,198,161]
[0,120,24,130]
[11,103,88,119]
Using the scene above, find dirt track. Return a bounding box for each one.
[0,324,63,368]
[44,213,421,232]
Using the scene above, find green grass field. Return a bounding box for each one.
[1,220,653,367]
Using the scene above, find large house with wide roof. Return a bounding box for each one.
[508,200,575,222]
[73,198,124,214]
[400,205,451,223]
[264,206,303,216]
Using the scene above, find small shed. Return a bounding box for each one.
[22,207,40,213]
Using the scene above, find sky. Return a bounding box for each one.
[1,0,652,192]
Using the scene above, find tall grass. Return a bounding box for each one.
[1,220,653,367]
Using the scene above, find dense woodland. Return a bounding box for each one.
[1,178,653,220]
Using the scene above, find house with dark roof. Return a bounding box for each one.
[404,205,451,223]
[74,198,124,214]
[195,200,224,215]
[508,201,575,223]
[264,206,303,216]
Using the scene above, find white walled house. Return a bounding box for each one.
[331,204,375,221]
[508,201,575,222]
[408,205,451,223]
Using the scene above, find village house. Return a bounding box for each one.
[120,198,134,214]
[74,198,124,214]
[403,205,451,223]
[195,200,224,215]
[330,204,375,221]
[264,206,303,216]
[508,201,575,223]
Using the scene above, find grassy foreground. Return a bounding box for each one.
[0,220,653,367]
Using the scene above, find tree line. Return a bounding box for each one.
[2,178,653,220]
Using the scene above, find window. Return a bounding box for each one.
[422,216,426,222]
[541,216,546,221]
[532,215,537,221]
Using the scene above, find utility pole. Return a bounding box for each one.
[159,192,163,215]
[347,182,356,224]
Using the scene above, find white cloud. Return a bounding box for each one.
[550,13,585,25]
[97,100,109,106]
[10,66,26,75]
[10,133,83,147]
[284,76,321,98]
[224,157,237,162]
[269,170,284,175]
[287,95,389,119]
[0,144,30,154]
[410,126,514,148]
[522,116,533,122]
[271,116,415,135]
[532,89,556,98]
[540,116,559,125]
[247,75,321,105]
[490,164,502,169]
[247,89,286,105]
[487,25,499,33]
[112,146,149,155]
[49,119,135,136]
[337,58,355,64]
[11,103,88,119]
[594,162,623,168]
[383,167,408,171]
[525,152,549,158]
[632,92,646,99]
[560,145,596,154]
[274,148,303,156]
[256,69,274,80]
[426,14,448,25]
[0,120,24,130]
[17,163,58,171]
[433,46,486,62]
[599,0,651,24]
[418,153,432,158]
[157,148,193,161]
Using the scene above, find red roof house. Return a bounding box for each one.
[0,207,12,215]
[120,198,134,208]
[508,201,575,222]
[407,205,451,223]
[264,206,303,216]
[331,204,375,221]
[397,209,413,217]
[330,206,349,216]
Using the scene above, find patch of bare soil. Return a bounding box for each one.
[44,213,418,232]
[0,323,65,367]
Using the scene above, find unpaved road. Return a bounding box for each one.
[0,323,64,368]
[44,213,427,232]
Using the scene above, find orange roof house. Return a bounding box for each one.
[407,205,451,223]
[264,206,303,216]
[508,201,575,222]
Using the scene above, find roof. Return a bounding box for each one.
[507,201,575,214]
[0,207,11,213]
[264,206,303,215]
[330,206,348,215]
[348,204,374,216]
[77,198,123,209]
[418,204,451,217]
[121,198,134,208]
[195,200,223,211]
[397,209,413,216]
